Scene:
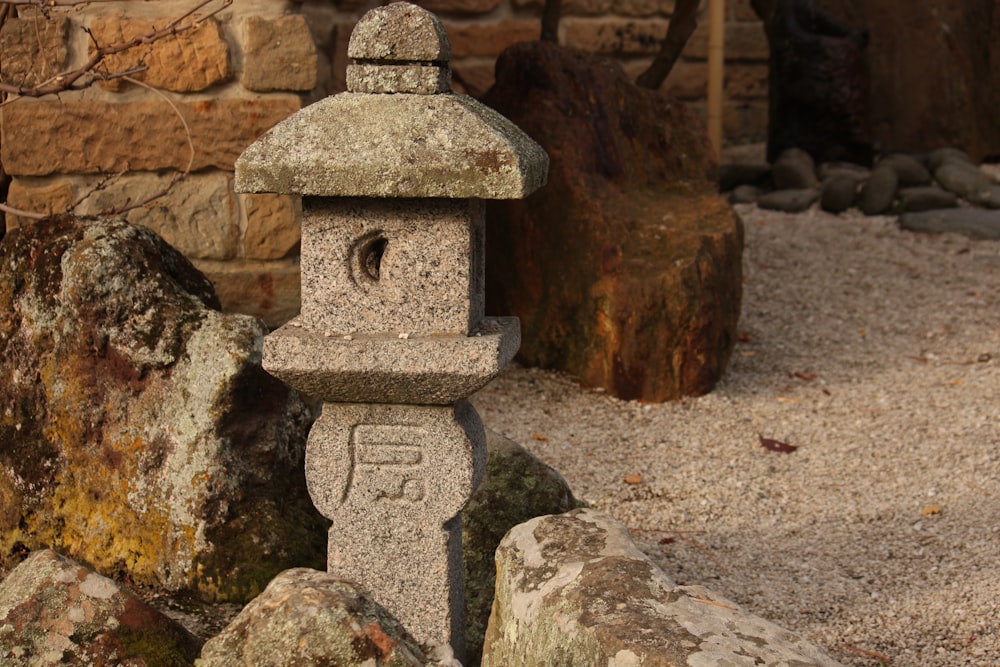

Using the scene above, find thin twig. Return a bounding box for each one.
[0,202,48,220]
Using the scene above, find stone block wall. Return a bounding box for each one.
[1,0,767,327]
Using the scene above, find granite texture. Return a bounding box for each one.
[263,317,520,405]
[306,400,487,655]
[297,197,485,336]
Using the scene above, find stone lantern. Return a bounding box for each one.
[234,2,547,657]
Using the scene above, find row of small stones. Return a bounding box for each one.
[722,147,1000,215]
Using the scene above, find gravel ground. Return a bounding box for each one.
[472,204,1000,666]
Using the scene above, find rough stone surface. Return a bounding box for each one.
[0,550,203,666]
[75,171,239,260]
[899,209,1000,241]
[0,218,326,602]
[198,568,427,667]
[758,187,820,213]
[193,258,301,330]
[2,97,301,176]
[860,164,899,215]
[0,16,68,89]
[235,93,548,199]
[91,14,231,93]
[4,178,74,230]
[482,509,842,667]
[241,193,302,260]
[482,41,743,402]
[296,198,485,336]
[348,1,451,62]
[263,316,519,405]
[306,400,486,653]
[898,186,958,213]
[461,429,582,667]
[242,15,318,92]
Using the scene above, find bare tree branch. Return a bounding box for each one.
[635,0,701,90]
[540,0,561,42]
[0,0,232,98]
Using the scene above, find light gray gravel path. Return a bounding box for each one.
[472,204,1000,666]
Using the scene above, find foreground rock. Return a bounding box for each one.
[461,429,582,665]
[0,217,326,602]
[0,550,202,666]
[198,568,427,666]
[482,509,842,666]
[483,41,743,402]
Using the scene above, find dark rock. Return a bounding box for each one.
[0,217,327,602]
[0,549,203,666]
[817,160,870,181]
[860,164,898,215]
[481,509,841,666]
[934,161,991,198]
[759,0,872,165]
[483,41,743,402]
[814,2,1000,162]
[771,147,819,190]
[462,429,582,666]
[927,147,974,172]
[820,173,860,212]
[878,153,931,186]
[198,568,427,666]
[757,188,819,212]
[898,186,958,212]
[899,209,1000,240]
[719,161,771,192]
[730,184,762,204]
[966,184,1000,209]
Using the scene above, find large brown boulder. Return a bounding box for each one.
[0,217,327,602]
[482,42,743,402]
[815,0,1000,161]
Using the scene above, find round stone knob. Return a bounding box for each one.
[346,2,452,94]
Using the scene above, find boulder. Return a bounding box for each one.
[966,184,1000,209]
[927,147,975,172]
[461,429,582,665]
[0,549,202,666]
[878,153,931,186]
[730,184,762,204]
[771,147,819,190]
[0,217,327,602]
[899,209,1000,241]
[934,161,992,198]
[898,186,958,212]
[482,41,743,402]
[481,509,841,666]
[197,568,427,667]
[718,162,771,193]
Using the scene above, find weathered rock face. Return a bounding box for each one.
[816,0,1000,161]
[461,429,582,665]
[482,509,842,667]
[0,549,203,666]
[482,41,743,402]
[198,568,427,667]
[0,217,327,602]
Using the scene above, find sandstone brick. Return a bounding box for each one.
[451,59,496,98]
[74,171,238,260]
[445,21,540,58]
[4,178,74,231]
[242,193,302,260]
[563,18,669,55]
[0,15,68,90]
[1,96,301,176]
[89,14,232,93]
[193,258,301,329]
[613,0,675,16]
[685,21,768,60]
[419,0,503,14]
[242,15,318,92]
